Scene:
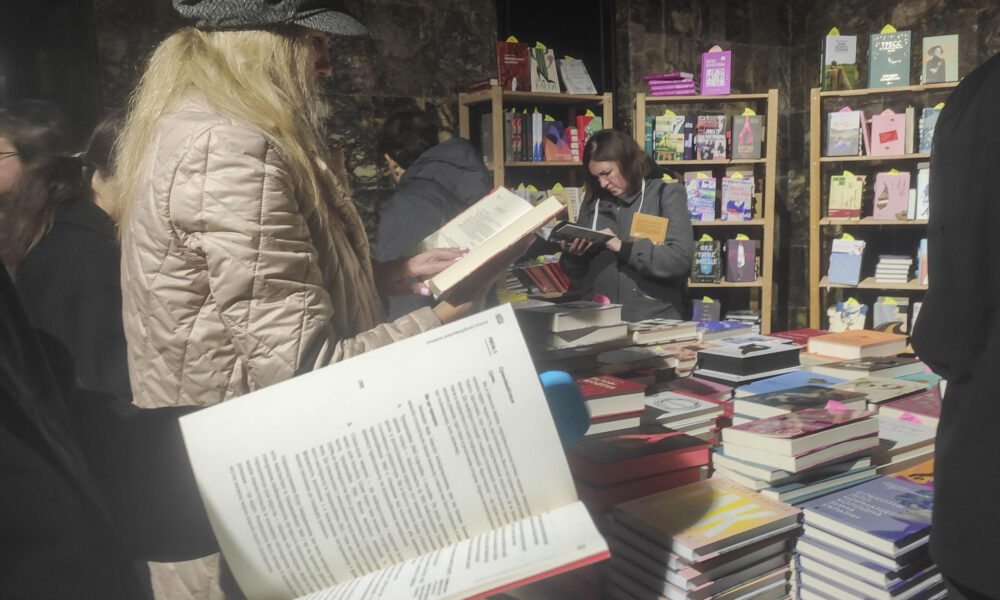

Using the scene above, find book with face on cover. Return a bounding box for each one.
[178,304,610,600]
[723,408,878,456]
[830,376,927,406]
[733,386,866,420]
[921,34,958,84]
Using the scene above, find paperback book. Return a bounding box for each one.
[732,386,867,421]
[811,356,925,380]
[807,329,908,359]
[721,174,754,221]
[685,174,717,221]
[827,173,865,218]
[871,171,911,220]
[700,46,732,95]
[722,408,878,456]
[869,30,912,88]
[830,376,927,407]
[690,239,723,284]
[496,38,530,91]
[821,34,859,91]
[724,238,757,283]
[733,370,846,398]
[566,424,710,487]
[731,114,763,159]
[827,237,866,286]
[826,110,862,156]
[921,34,959,84]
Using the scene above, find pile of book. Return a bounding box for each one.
[692,334,802,386]
[515,300,628,352]
[601,478,800,600]
[715,407,881,505]
[627,318,698,346]
[508,255,570,295]
[874,254,913,283]
[796,476,944,598]
[643,70,698,96]
[643,388,727,442]
[567,424,711,513]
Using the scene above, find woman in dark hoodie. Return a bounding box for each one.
[375,108,494,318]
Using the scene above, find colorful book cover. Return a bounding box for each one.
[826,110,861,156]
[827,238,866,285]
[644,116,654,156]
[731,115,763,159]
[496,39,530,91]
[919,108,941,154]
[643,70,696,81]
[879,389,942,425]
[695,115,728,160]
[869,110,906,156]
[872,172,911,220]
[724,239,757,282]
[735,388,868,418]
[821,35,859,91]
[613,478,801,561]
[691,239,722,283]
[869,30,912,88]
[916,238,928,285]
[736,372,847,398]
[921,34,958,84]
[801,476,933,551]
[700,48,732,95]
[576,375,647,400]
[769,328,829,346]
[692,302,724,324]
[542,120,574,161]
[830,376,927,405]
[685,175,717,221]
[897,369,941,391]
[872,296,910,333]
[721,175,754,221]
[820,356,922,379]
[528,45,560,93]
[891,458,934,489]
[827,300,868,332]
[653,114,686,161]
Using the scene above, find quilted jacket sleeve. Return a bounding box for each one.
[167,124,439,388]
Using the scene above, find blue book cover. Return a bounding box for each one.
[736,371,847,397]
[919,108,940,153]
[896,370,942,391]
[827,238,866,286]
[801,476,933,553]
[696,319,747,333]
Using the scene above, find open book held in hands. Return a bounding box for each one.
[179,304,609,600]
[411,187,565,297]
[545,220,615,245]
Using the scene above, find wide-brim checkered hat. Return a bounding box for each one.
[172,0,368,36]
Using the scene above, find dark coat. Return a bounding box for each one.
[911,52,1000,596]
[0,264,217,598]
[375,137,493,319]
[560,178,693,321]
[15,199,131,401]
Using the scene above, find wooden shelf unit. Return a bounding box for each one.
[808,82,959,328]
[633,89,779,333]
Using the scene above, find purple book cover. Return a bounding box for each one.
[700,49,732,95]
[729,408,876,438]
[643,70,695,81]
[724,239,757,282]
[648,80,698,91]
[801,476,933,546]
[881,390,942,420]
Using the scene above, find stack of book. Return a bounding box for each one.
[643,70,698,96]
[654,340,726,377]
[874,254,913,283]
[871,414,936,474]
[576,374,647,424]
[806,329,908,360]
[627,318,699,346]
[715,408,881,504]
[879,388,941,428]
[567,425,711,512]
[658,373,734,403]
[515,301,628,351]
[602,478,799,600]
[642,388,726,441]
[586,345,679,386]
[695,319,752,341]
[509,255,570,294]
[829,375,928,410]
[796,476,943,598]
[811,356,926,380]
[732,370,846,399]
[730,385,867,425]
[724,309,761,333]
[692,338,802,386]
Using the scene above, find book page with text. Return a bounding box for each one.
[179,305,582,600]
[410,188,533,255]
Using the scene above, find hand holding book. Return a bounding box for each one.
[373,247,468,297]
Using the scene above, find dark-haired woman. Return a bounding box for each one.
[559,129,693,321]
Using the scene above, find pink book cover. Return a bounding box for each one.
[881,389,941,420]
[648,80,699,91]
[643,71,695,82]
[700,48,732,95]
[872,171,912,220]
[728,408,877,438]
[870,109,906,156]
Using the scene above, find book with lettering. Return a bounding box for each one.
[612,478,800,563]
[724,239,757,283]
[733,386,867,421]
[528,44,560,92]
[721,174,754,221]
[724,408,878,455]
[643,389,725,427]
[921,34,958,84]
[685,174,717,221]
[652,113,687,161]
[496,38,531,91]
[812,356,925,381]
[801,475,932,557]
[827,237,865,285]
[869,30,912,88]
[733,370,846,398]
[871,171,911,220]
[830,376,927,407]
[821,34,859,91]
[731,114,763,159]
[872,415,936,465]
[869,109,906,156]
[178,304,610,600]
[694,114,728,160]
[826,110,862,156]
[878,389,942,428]
[556,58,597,95]
[891,458,935,489]
[412,188,565,297]
[827,173,865,218]
[807,329,908,359]
[700,47,732,95]
[567,424,710,487]
[576,374,648,420]
[919,107,941,154]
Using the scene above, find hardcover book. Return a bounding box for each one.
[724,238,757,283]
[700,47,732,95]
[827,173,865,218]
[869,109,906,156]
[811,356,925,380]
[733,386,867,420]
[545,323,630,351]
[628,319,699,345]
[801,476,933,557]
[556,58,597,95]
[731,114,763,159]
[514,300,623,332]
[643,389,724,427]
[543,120,574,161]
[653,114,687,161]
[528,45,560,93]
[721,431,880,472]
[694,115,728,160]
[721,175,754,221]
[694,341,801,377]
[769,328,830,346]
[821,34,859,91]
[684,174,717,221]
[869,30,912,88]
[878,389,942,428]
[830,376,927,406]
[576,374,648,419]
[871,171,911,220]
[690,239,723,284]
[826,110,861,156]
[733,370,846,398]
[567,424,710,487]
[496,38,530,91]
[826,237,865,286]
[612,478,801,562]
[921,34,958,84]
[807,329,907,359]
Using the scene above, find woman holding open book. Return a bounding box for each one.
[112,2,509,597]
[559,129,694,321]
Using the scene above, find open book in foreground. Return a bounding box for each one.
[179,304,609,600]
[411,187,566,297]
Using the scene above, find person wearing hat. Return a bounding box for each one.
[113,2,517,598]
[925,44,946,83]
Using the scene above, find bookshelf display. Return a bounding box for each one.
[632,90,779,333]
[458,87,614,188]
[808,82,959,329]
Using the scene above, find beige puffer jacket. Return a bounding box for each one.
[120,96,440,599]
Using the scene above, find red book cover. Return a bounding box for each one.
[567,424,710,486]
[769,328,829,346]
[574,465,705,512]
[729,408,876,438]
[496,40,530,91]
[576,375,646,399]
[879,389,941,426]
[521,265,554,293]
[540,261,570,291]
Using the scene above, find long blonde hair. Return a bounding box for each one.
[114,26,343,244]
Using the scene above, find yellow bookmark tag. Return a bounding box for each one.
[828,27,841,36]
[702,296,715,303]
[526,184,538,191]
[888,168,901,175]
[884,297,898,304]
[730,172,745,179]
[934,103,945,109]
[741,108,756,116]
[564,55,576,60]
[842,170,855,178]
[661,109,677,117]
[544,114,555,122]
[533,107,541,114]
[696,172,711,179]
[840,233,855,241]
[880,25,897,33]
[699,233,714,242]
[630,214,669,244]
[517,183,526,190]
[661,173,678,183]
[844,297,861,306]
[506,36,520,43]
[585,109,596,117]
[534,42,547,49]
[551,183,564,190]
[735,233,750,240]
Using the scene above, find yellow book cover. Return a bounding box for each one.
[890,458,935,488]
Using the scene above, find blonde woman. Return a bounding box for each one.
[115,2,506,598]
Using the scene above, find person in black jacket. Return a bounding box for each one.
[910,53,1000,600]
[0,261,218,598]
[375,108,494,318]
[559,129,693,321]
